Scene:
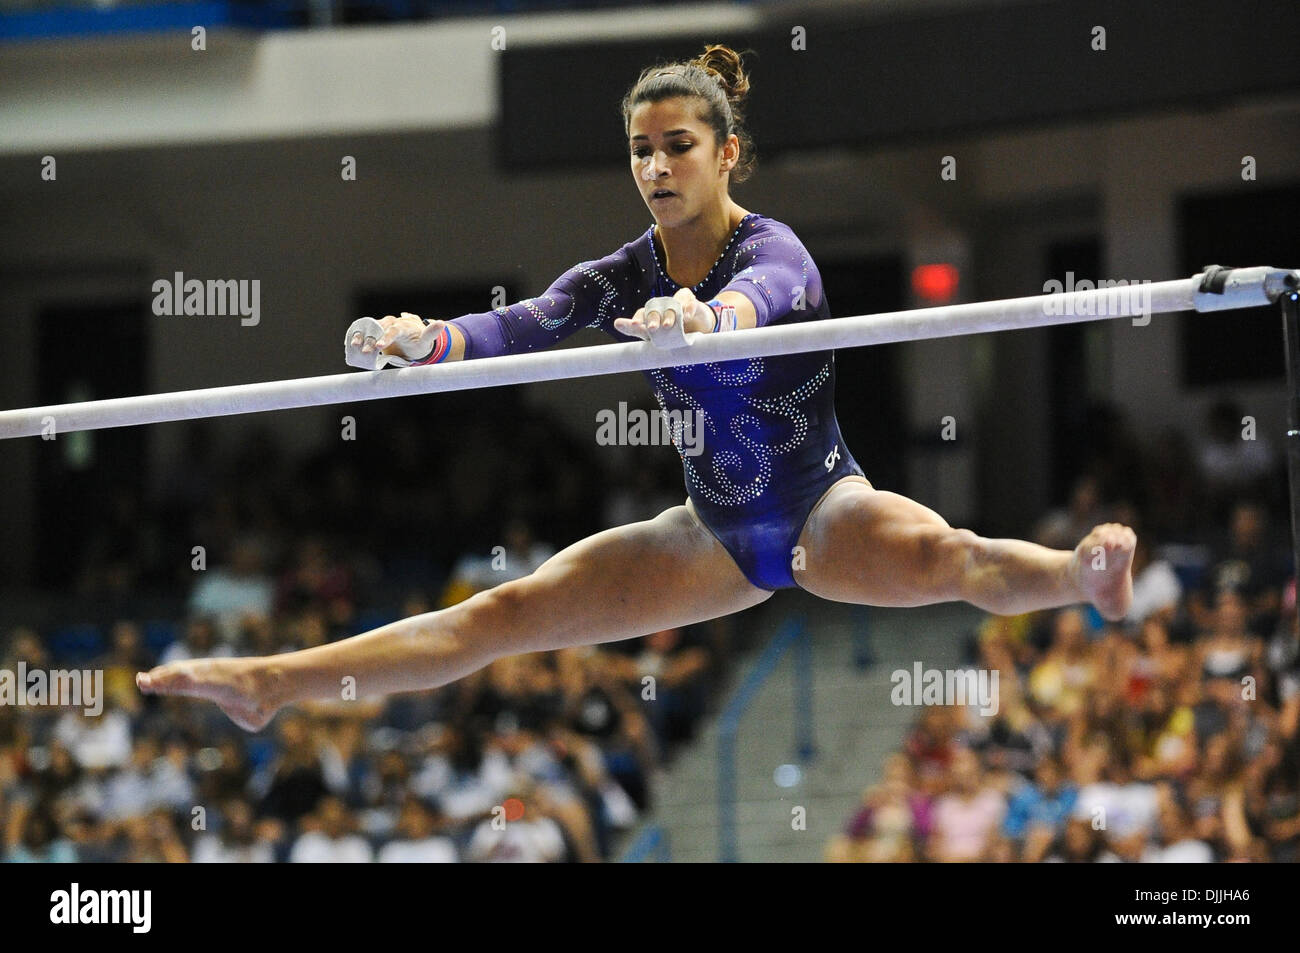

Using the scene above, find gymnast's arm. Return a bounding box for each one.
[352,268,615,367]
[717,230,823,327]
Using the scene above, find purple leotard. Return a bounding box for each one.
[441,212,864,590]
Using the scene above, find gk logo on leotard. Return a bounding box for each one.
[824,444,840,472]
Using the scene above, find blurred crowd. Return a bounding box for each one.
[0,398,732,862]
[2,387,1295,863]
[828,399,1299,862]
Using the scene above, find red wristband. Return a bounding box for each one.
[412,325,451,365]
[706,299,737,332]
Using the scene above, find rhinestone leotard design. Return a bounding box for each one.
[445,212,864,590]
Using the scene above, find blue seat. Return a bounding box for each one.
[245,736,278,773]
[352,608,400,635]
[46,624,104,665]
[143,620,179,656]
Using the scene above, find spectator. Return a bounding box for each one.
[192,799,277,863]
[376,797,457,863]
[4,808,77,863]
[1,626,49,672]
[626,627,711,747]
[195,738,254,806]
[1186,731,1242,849]
[1199,501,1290,633]
[1003,756,1077,861]
[1043,816,1108,863]
[1147,789,1214,862]
[1125,537,1183,627]
[254,714,328,826]
[481,714,601,862]
[1196,588,1263,684]
[97,621,155,716]
[160,616,233,666]
[53,699,133,772]
[1131,681,1197,781]
[1195,400,1277,517]
[1072,749,1158,847]
[905,707,959,796]
[1255,755,1300,863]
[832,753,931,862]
[1034,475,1107,551]
[101,737,164,822]
[354,748,410,836]
[928,748,1006,862]
[464,783,568,863]
[188,536,276,643]
[1,628,59,743]
[411,724,498,823]
[289,796,373,863]
[1028,609,1097,717]
[557,647,654,810]
[1124,617,1189,707]
[275,536,354,619]
[120,809,188,863]
[438,519,555,606]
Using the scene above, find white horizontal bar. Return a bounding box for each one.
[1,268,1294,440]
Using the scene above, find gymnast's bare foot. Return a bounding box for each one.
[136,658,283,732]
[1071,523,1137,622]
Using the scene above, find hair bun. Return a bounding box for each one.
[693,44,751,103]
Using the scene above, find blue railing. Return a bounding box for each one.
[617,824,670,863]
[0,0,737,42]
[717,616,814,863]
[851,605,875,669]
[0,1,299,40]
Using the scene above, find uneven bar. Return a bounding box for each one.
[0,267,1295,440]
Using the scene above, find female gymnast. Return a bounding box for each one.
[137,44,1136,732]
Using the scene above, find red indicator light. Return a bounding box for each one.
[912,264,959,303]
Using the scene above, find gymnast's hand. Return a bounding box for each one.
[349,312,446,362]
[615,288,714,341]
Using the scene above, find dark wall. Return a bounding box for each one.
[499,0,1300,172]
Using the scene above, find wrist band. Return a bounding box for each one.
[706,299,737,332]
[412,325,451,365]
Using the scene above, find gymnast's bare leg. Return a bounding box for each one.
[139,479,1134,732]
[794,475,1135,620]
[137,502,772,731]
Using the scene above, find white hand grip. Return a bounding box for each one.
[642,296,692,350]
[344,316,412,370]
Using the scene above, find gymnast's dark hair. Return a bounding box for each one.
[620,43,757,184]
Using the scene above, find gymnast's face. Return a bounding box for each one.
[628,97,736,226]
